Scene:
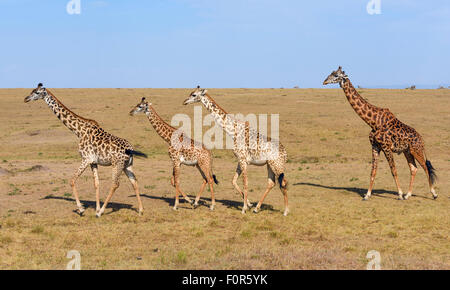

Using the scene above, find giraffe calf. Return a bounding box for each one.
[130,97,219,211]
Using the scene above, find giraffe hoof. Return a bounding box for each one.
[209,205,215,211]
[138,210,144,216]
[193,203,199,209]
[173,207,178,211]
[433,195,438,200]
[247,202,253,208]
[76,207,85,216]
[241,209,247,214]
[253,208,259,214]
[283,210,289,216]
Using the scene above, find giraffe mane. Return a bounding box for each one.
[205,93,228,115]
[46,89,100,126]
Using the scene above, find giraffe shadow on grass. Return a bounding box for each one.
[293,182,433,200]
[139,193,277,212]
[42,195,137,215]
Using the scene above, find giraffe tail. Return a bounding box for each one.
[425,160,437,185]
[212,174,219,185]
[125,149,148,158]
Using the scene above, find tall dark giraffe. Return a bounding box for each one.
[24,83,147,217]
[323,67,437,200]
[129,97,218,210]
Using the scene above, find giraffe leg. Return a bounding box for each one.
[196,162,216,211]
[410,149,437,199]
[240,162,249,214]
[384,150,404,200]
[124,165,144,215]
[403,151,417,200]
[91,164,101,213]
[280,175,289,216]
[253,165,275,214]
[194,180,207,208]
[193,164,207,208]
[208,177,216,211]
[97,164,122,217]
[364,145,381,201]
[232,164,253,208]
[172,163,193,210]
[71,160,89,215]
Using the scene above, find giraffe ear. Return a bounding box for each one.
[141,97,146,101]
[201,89,208,95]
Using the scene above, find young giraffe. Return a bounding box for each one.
[323,67,438,200]
[24,83,147,217]
[130,97,219,210]
[183,87,289,216]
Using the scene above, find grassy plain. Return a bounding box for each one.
[0,87,449,269]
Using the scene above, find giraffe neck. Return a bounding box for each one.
[145,106,176,144]
[44,90,97,138]
[340,78,379,129]
[200,93,238,138]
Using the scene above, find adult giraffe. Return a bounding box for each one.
[323,67,437,200]
[24,83,147,217]
[183,86,289,216]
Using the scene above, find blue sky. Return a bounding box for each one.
[0,0,449,88]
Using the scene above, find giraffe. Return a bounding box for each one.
[323,67,438,200]
[183,87,289,216]
[130,97,219,210]
[24,83,147,217]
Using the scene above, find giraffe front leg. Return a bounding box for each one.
[364,145,380,201]
[384,150,404,200]
[91,164,100,213]
[240,162,249,214]
[232,164,253,208]
[172,164,192,210]
[71,160,89,215]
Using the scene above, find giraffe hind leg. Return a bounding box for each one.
[410,149,438,199]
[384,150,404,200]
[253,165,275,214]
[403,151,417,200]
[124,165,144,215]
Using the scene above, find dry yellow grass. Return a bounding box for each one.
[0,88,449,269]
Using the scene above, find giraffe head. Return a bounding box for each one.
[24,83,48,103]
[129,97,151,116]
[323,66,348,86]
[183,86,207,105]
